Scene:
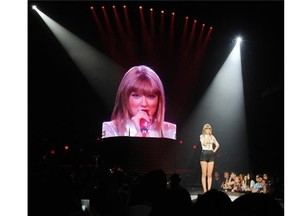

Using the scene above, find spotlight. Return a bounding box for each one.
[32,5,37,10]
[236,37,242,44]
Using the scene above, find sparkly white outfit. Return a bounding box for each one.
[102,120,177,140]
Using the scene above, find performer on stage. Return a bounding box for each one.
[199,123,220,193]
[102,65,176,139]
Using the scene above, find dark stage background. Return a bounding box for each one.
[28,1,284,185]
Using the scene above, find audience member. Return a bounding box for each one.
[231,193,284,216]
[212,170,222,190]
[194,189,232,216]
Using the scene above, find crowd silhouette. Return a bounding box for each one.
[29,156,284,216]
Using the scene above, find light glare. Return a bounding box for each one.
[237,37,242,44]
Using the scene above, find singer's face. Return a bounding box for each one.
[129,91,159,118]
[205,128,211,134]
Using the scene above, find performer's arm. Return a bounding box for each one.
[212,136,220,153]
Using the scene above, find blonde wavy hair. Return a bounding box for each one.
[202,123,212,135]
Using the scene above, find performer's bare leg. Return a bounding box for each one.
[200,161,208,193]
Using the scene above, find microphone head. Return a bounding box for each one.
[140,118,149,133]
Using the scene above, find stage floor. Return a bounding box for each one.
[186,187,248,202]
[186,187,284,209]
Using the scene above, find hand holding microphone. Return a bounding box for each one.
[131,110,150,137]
[140,118,149,136]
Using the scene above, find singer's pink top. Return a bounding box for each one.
[102,120,177,140]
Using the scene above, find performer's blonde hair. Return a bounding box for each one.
[202,123,212,135]
[111,65,165,135]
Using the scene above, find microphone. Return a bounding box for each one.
[140,118,149,136]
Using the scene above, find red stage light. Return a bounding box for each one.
[90,6,93,10]
[150,8,153,12]
[172,12,175,16]
[123,5,126,8]
[50,150,55,155]
[64,145,69,150]
[179,140,183,144]
[161,10,164,14]
[186,16,189,20]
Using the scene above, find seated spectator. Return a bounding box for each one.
[224,171,237,192]
[231,175,242,193]
[221,171,231,191]
[245,172,256,192]
[263,173,272,193]
[252,174,263,193]
[212,170,222,190]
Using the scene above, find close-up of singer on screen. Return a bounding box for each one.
[102,65,177,139]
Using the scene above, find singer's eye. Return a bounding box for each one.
[131,93,141,98]
[147,94,157,99]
